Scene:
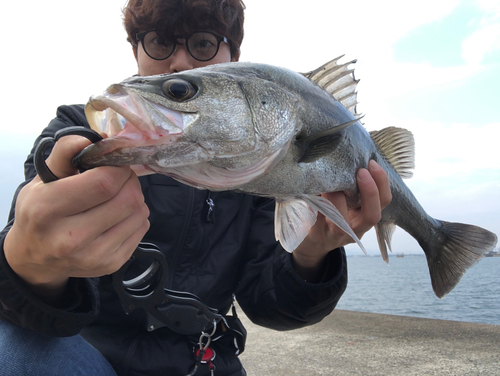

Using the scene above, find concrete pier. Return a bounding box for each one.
[238,310,500,375]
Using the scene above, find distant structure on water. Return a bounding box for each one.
[396,253,404,258]
[485,248,500,257]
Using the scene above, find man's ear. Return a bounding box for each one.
[133,46,140,75]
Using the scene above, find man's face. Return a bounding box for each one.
[134,35,237,76]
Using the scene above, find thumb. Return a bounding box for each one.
[43,135,93,180]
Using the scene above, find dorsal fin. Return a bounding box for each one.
[302,55,360,115]
[369,127,415,178]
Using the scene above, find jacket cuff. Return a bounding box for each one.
[0,232,99,337]
[286,247,347,285]
[261,247,347,330]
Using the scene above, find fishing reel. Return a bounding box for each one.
[34,126,222,335]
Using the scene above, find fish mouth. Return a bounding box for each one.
[75,84,198,172]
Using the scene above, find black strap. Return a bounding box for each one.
[33,127,103,183]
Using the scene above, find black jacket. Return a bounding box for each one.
[0,105,348,375]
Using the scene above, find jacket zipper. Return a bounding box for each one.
[205,191,215,222]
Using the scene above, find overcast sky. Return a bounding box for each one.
[1,0,499,256]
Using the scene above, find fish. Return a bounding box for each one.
[74,56,498,298]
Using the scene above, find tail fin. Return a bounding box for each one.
[426,221,498,298]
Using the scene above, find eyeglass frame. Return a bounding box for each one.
[136,30,230,62]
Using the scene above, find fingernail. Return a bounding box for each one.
[358,168,371,181]
[369,160,380,170]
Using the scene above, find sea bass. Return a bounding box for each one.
[75,57,498,298]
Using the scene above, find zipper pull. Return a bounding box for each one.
[206,193,215,222]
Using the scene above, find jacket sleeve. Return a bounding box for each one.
[235,197,348,331]
[0,105,100,337]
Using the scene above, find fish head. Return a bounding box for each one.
[76,64,301,189]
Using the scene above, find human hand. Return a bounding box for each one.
[292,160,392,281]
[4,135,150,300]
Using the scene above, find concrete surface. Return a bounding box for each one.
[238,309,500,375]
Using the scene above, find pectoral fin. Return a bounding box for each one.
[297,116,363,164]
[275,198,318,253]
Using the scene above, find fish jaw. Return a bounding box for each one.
[77,84,201,173]
[86,84,189,140]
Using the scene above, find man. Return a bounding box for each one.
[0,0,391,374]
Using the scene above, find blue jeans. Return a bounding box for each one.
[0,320,117,376]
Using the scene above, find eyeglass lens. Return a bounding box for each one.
[142,31,222,61]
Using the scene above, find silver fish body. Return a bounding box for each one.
[75,58,498,298]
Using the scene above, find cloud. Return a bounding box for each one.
[461,0,500,65]
[405,120,500,180]
[476,0,500,13]
[462,23,500,65]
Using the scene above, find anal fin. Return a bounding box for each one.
[375,222,396,264]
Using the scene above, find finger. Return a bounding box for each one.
[62,195,150,278]
[35,166,136,217]
[322,191,349,219]
[70,220,150,278]
[355,166,381,233]
[318,191,358,246]
[81,214,151,277]
[99,209,150,261]
[63,173,148,243]
[34,133,138,216]
[320,191,351,231]
[107,223,151,275]
[369,160,392,209]
[44,135,93,179]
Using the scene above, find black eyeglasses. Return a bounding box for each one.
[136,30,229,62]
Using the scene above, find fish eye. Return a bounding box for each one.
[162,79,198,102]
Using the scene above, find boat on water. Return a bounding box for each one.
[485,249,500,257]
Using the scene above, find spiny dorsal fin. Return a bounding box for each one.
[302,55,359,115]
[369,127,415,179]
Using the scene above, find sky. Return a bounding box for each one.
[1,0,499,256]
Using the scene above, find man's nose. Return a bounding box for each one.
[168,44,194,73]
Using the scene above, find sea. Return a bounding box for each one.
[336,254,500,326]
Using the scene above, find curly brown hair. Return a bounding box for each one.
[123,0,245,58]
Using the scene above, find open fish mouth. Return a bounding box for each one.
[77,85,200,171]
[85,84,197,140]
